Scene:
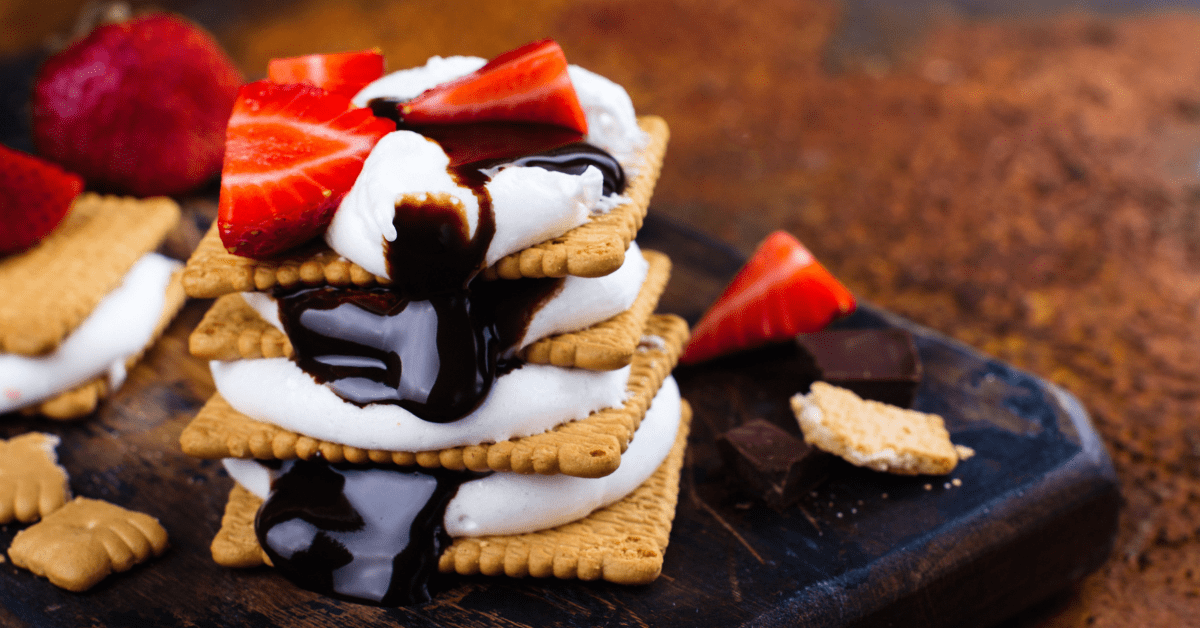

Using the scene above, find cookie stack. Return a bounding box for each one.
[177,115,690,605]
[0,194,184,419]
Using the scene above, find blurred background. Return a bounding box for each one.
[5,1,1200,625]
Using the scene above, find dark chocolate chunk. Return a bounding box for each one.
[796,329,921,407]
[716,419,831,510]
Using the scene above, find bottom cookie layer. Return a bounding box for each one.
[211,399,691,587]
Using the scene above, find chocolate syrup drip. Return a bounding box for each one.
[256,460,483,606]
[367,97,625,194]
[276,102,611,421]
[496,143,626,195]
[275,279,561,422]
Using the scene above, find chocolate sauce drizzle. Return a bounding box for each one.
[274,278,562,422]
[256,459,484,606]
[368,97,626,195]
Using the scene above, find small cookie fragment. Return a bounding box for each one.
[791,382,964,475]
[7,497,168,591]
[0,433,69,523]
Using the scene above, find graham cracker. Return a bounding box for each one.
[210,399,691,586]
[181,116,669,298]
[181,314,688,478]
[0,194,181,356]
[479,116,669,280]
[18,270,188,420]
[522,250,671,370]
[7,496,168,592]
[790,382,969,476]
[189,249,671,371]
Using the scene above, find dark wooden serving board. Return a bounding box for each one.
[0,213,1119,627]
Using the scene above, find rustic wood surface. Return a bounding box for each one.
[4,1,1198,624]
[0,210,1118,627]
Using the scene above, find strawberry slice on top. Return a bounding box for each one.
[267,49,385,101]
[681,231,856,365]
[218,80,395,258]
[399,39,588,134]
[0,144,84,256]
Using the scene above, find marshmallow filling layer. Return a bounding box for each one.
[224,375,681,537]
[0,253,180,414]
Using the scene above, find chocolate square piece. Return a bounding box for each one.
[716,419,831,510]
[796,329,921,407]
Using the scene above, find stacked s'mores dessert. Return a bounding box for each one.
[178,41,688,605]
[0,154,185,420]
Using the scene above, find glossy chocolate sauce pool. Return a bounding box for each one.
[256,460,485,606]
[274,278,562,422]
[255,108,627,605]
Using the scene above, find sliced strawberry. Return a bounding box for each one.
[681,231,856,364]
[400,39,587,134]
[267,49,385,101]
[0,144,84,256]
[218,80,395,258]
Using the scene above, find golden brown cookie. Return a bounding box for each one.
[181,314,688,478]
[479,116,669,281]
[790,382,967,475]
[211,400,691,586]
[180,116,669,298]
[0,433,69,524]
[17,270,188,420]
[210,484,272,569]
[188,249,671,371]
[7,496,169,592]
[522,249,671,370]
[0,194,181,356]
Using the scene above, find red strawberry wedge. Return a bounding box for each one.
[400,39,588,134]
[268,49,386,101]
[218,80,395,258]
[681,231,856,365]
[0,144,84,256]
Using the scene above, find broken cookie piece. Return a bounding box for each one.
[790,382,968,475]
[0,432,69,523]
[7,497,168,591]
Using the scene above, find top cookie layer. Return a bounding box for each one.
[181,116,669,298]
[0,194,180,356]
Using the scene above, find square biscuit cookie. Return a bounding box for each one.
[0,194,181,356]
[211,399,691,586]
[181,116,669,298]
[18,269,188,420]
[7,496,168,592]
[181,314,688,478]
[189,249,671,371]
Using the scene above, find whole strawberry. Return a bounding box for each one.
[0,144,83,256]
[31,12,242,197]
